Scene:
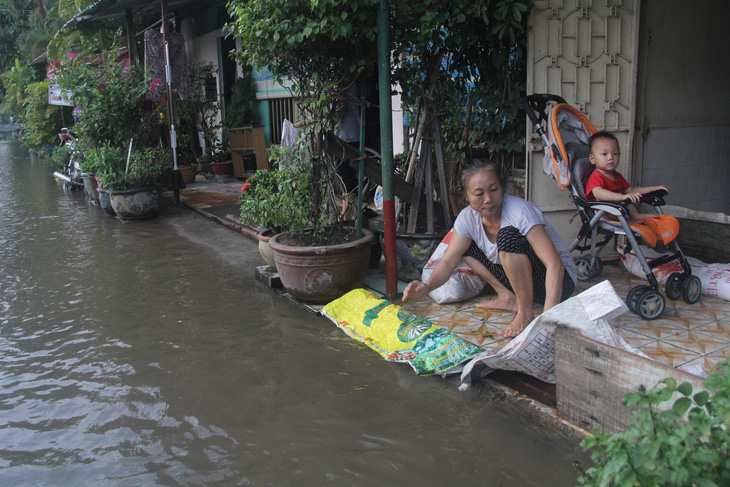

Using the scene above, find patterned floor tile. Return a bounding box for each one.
[428,309,514,348]
[612,327,657,349]
[678,299,730,321]
[690,320,730,343]
[666,307,725,327]
[400,298,460,319]
[639,341,702,368]
[609,311,643,327]
[661,330,730,355]
[677,346,730,375]
[620,318,695,340]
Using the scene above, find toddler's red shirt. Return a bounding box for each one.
[585,170,630,201]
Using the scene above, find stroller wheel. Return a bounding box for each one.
[627,285,651,313]
[665,272,684,301]
[575,257,602,281]
[636,290,665,320]
[682,275,702,304]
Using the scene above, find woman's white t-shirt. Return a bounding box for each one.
[453,194,577,284]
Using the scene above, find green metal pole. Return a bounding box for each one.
[378,0,397,297]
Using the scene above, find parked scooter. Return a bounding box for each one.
[53,128,84,190]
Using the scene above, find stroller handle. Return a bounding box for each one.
[524,94,568,127]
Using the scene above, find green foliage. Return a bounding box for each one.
[391,0,531,185]
[0,58,32,120]
[53,48,152,149]
[227,0,379,237]
[21,80,65,150]
[578,360,730,487]
[87,144,126,186]
[93,144,170,191]
[226,0,378,99]
[49,143,71,172]
[240,144,329,238]
[224,63,259,129]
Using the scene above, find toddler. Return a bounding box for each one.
[585,131,678,248]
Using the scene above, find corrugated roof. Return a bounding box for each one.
[62,0,225,30]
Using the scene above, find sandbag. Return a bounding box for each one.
[322,289,481,375]
[421,228,486,304]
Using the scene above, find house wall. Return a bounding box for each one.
[526,0,729,251]
[184,28,224,151]
[634,0,730,214]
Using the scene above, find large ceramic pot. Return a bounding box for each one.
[256,231,277,268]
[81,172,100,204]
[96,188,117,216]
[108,186,162,221]
[210,161,233,175]
[269,228,374,304]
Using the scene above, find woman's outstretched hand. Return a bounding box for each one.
[402,281,430,302]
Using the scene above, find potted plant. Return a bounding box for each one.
[227,0,381,303]
[208,140,234,176]
[86,144,127,216]
[239,166,285,268]
[239,142,373,302]
[95,145,170,221]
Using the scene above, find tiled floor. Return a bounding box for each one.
[400,261,730,376]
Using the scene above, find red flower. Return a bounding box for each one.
[241,182,250,192]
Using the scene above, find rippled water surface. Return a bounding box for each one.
[0,140,587,486]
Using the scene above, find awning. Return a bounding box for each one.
[62,0,226,30]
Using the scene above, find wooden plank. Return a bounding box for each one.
[489,370,557,407]
[407,136,429,233]
[431,120,453,227]
[229,126,269,172]
[424,137,434,233]
[325,132,415,202]
[554,328,705,434]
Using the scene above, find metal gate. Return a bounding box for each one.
[526,0,640,214]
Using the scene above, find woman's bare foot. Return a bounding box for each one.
[499,313,534,338]
[476,292,518,313]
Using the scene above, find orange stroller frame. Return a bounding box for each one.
[524,93,701,320]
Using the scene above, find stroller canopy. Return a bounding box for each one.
[543,104,597,190]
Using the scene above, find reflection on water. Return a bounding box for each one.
[0,141,587,486]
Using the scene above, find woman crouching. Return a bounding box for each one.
[403,159,577,337]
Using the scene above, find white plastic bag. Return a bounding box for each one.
[421,228,486,304]
[619,245,730,301]
[374,185,384,210]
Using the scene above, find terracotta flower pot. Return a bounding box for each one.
[269,228,374,304]
[256,231,278,268]
[210,161,233,175]
[179,165,197,184]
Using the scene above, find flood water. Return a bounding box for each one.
[0,139,588,486]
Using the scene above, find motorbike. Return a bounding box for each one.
[53,128,84,191]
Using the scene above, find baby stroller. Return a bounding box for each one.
[523,93,701,320]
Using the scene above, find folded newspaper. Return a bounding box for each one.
[460,280,633,384]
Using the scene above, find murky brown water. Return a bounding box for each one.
[0,140,588,486]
